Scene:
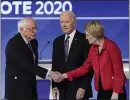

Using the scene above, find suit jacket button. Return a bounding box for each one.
[14,76,17,79]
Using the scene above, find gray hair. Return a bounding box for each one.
[17,18,35,32]
[18,19,27,32]
[60,11,76,24]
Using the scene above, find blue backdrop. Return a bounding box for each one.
[1,0,128,99]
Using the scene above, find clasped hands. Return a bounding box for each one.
[50,71,86,99]
[50,71,67,83]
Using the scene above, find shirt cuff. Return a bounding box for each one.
[45,70,51,79]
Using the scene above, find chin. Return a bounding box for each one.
[88,41,92,44]
[62,30,68,34]
[31,37,35,40]
[63,31,67,34]
[65,32,70,35]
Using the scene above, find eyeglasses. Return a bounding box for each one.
[25,27,37,32]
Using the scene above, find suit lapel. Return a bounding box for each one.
[60,35,66,60]
[17,33,34,60]
[17,33,29,48]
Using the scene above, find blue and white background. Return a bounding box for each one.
[1,0,129,99]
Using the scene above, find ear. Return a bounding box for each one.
[73,21,76,27]
[20,27,24,31]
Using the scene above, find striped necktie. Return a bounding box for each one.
[64,36,70,61]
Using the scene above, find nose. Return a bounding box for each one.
[33,29,36,33]
[62,22,66,27]
[32,29,36,33]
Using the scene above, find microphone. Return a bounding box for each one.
[39,41,50,60]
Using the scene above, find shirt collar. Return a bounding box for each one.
[65,29,76,40]
[20,33,28,44]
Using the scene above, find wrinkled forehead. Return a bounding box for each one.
[60,13,74,21]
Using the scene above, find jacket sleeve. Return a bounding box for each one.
[66,47,93,81]
[108,42,126,93]
[5,40,48,79]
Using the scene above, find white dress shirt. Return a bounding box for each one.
[64,29,76,54]
[20,33,28,44]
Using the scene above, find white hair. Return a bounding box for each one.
[17,19,27,32]
[18,18,35,32]
[60,11,76,24]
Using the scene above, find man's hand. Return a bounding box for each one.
[111,92,118,100]
[76,88,85,99]
[50,71,64,83]
[52,87,59,99]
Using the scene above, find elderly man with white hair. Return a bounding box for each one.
[5,18,60,100]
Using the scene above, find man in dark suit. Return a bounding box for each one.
[52,11,94,99]
[5,18,60,100]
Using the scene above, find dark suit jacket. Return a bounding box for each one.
[52,30,94,99]
[5,33,48,100]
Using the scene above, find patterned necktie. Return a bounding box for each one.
[28,41,35,64]
[64,36,70,61]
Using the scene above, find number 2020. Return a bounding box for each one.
[35,1,72,15]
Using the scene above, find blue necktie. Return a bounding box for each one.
[64,36,70,61]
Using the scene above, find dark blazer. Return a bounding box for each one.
[52,30,94,99]
[66,37,126,93]
[5,33,48,100]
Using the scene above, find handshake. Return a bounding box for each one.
[50,71,68,83]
